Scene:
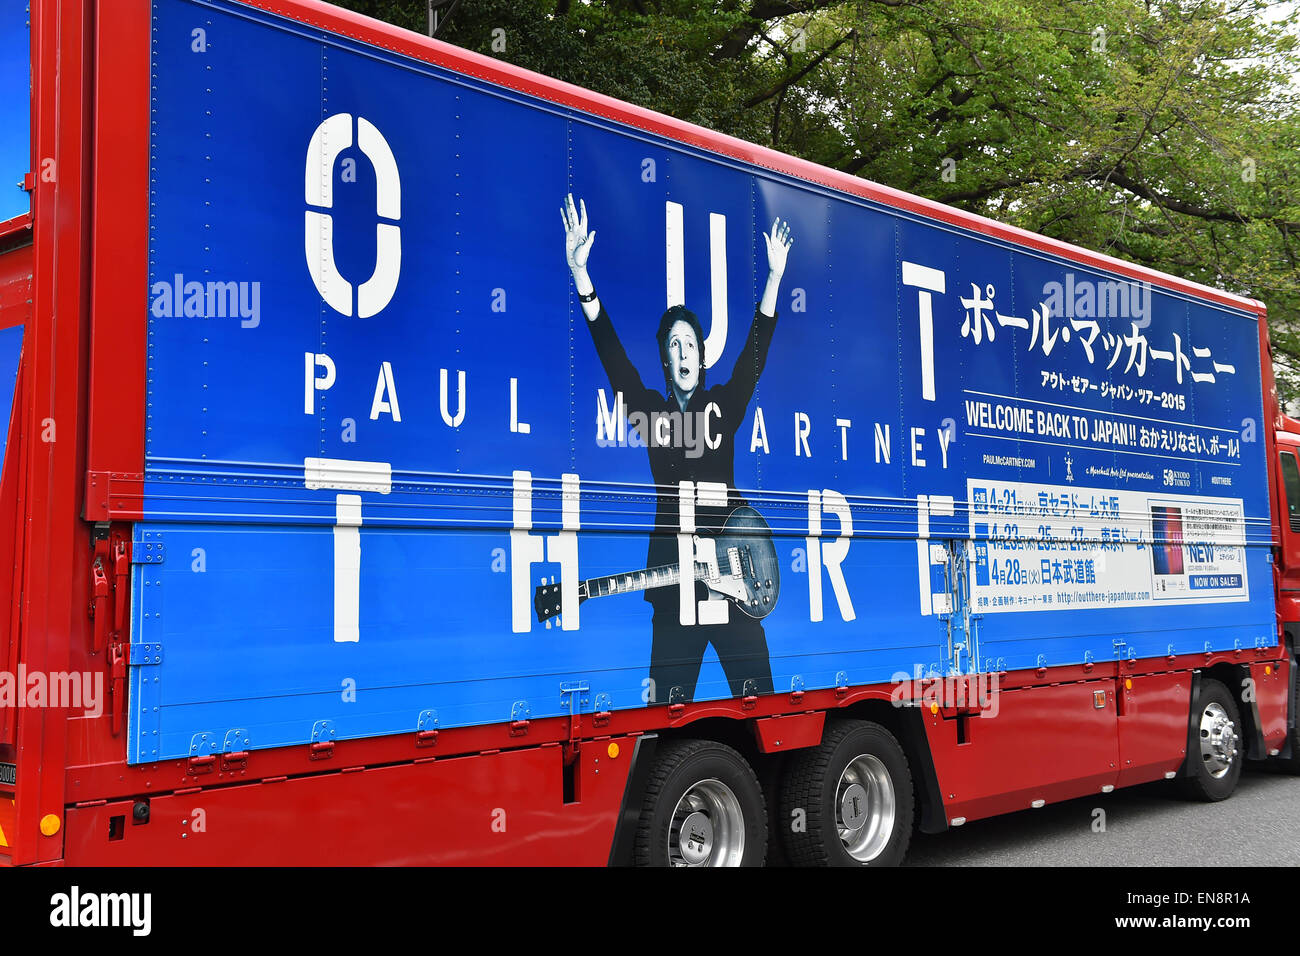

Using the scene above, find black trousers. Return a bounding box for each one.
[648,603,774,703]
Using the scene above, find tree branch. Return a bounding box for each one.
[712,0,864,60]
[740,29,857,108]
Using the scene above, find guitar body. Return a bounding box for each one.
[533,505,781,624]
[708,506,781,619]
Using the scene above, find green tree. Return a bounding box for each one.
[338,0,1300,400]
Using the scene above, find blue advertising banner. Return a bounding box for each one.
[132,0,1274,762]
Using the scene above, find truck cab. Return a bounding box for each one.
[1273,415,1300,636]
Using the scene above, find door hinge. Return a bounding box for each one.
[130,642,163,665]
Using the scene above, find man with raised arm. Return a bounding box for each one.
[560,193,792,703]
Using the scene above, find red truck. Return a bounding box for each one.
[0,0,1295,866]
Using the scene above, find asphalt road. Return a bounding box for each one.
[904,764,1300,866]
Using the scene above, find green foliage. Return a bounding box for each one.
[336,0,1300,402]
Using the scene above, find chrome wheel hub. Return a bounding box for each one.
[840,782,869,831]
[836,754,895,862]
[1198,701,1239,778]
[668,779,744,866]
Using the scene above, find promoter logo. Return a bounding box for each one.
[1163,468,1192,488]
[50,887,151,936]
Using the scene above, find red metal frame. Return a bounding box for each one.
[50,648,1287,864]
[61,651,1284,796]
[0,220,32,748]
[11,0,96,865]
[65,740,635,865]
[1,0,1291,864]
[82,0,148,523]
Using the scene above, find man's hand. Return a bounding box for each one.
[561,193,600,319]
[760,217,793,317]
[763,217,792,280]
[560,193,596,274]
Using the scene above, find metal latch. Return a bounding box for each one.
[108,643,127,737]
[221,729,250,771]
[310,720,336,760]
[560,682,589,714]
[510,701,531,737]
[222,752,249,772]
[90,559,110,652]
[592,693,612,728]
[187,755,216,775]
[189,731,220,775]
[937,539,981,676]
[112,539,130,633]
[416,709,439,747]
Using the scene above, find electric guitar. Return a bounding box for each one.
[533,506,781,624]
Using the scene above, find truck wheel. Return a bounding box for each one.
[633,739,766,867]
[779,720,913,866]
[1178,678,1243,801]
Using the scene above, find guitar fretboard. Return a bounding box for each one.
[583,561,709,599]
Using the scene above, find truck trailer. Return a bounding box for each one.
[0,0,1296,866]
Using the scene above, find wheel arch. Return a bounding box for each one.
[606,717,768,866]
[1201,662,1266,761]
[833,699,945,835]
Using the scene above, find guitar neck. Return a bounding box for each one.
[533,509,779,624]
[582,562,704,600]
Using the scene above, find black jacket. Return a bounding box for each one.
[585,303,777,600]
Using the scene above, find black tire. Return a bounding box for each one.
[633,739,767,867]
[757,755,791,867]
[779,719,914,867]
[1177,678,1244,801]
